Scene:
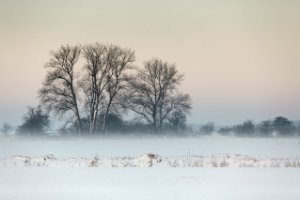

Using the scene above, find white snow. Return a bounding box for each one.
[1,136,300,199]
[1,153,300,168]
[0,168,300,200]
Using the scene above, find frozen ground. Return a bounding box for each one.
[1,135,300,199]
[2,153,300,168]
[1,168,300,200]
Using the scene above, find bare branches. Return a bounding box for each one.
[38,43,191,135]
[39,45,82,134]
[80,43,135,134]
[128,58,191,133]
[81,43,107,134]
[102,45,135,133]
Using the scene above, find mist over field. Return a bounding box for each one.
[1,135,300,200]
[1,0,300,199]
[1,135,300,159]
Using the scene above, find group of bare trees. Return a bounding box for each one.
[38,43,191,135]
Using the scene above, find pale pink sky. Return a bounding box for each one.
[0,0,300,126]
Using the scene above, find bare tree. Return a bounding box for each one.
[102,45,135,133]
[39,45,82,134]
[81,43,109,134]
[128,58,191,133]
[81,43,135,134]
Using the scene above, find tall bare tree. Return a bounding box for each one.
[128,58,191,133]
[102,45,135,133]
[81,44,135,134]
[81,43,110,134]
[39,45,82,134]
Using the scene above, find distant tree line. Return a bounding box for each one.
[16,106,50,135]
[15,43,191,135]
[199,116,299,137]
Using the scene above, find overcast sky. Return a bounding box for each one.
[0,0,300,127]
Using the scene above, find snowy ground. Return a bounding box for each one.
[1,168,300,200]
[2,153,300,168]
[1,135,300,199]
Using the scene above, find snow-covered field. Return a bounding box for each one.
[1,135,300,199]
[1,168,300,200]
[2,153,300,168]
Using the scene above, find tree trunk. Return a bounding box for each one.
[152,107,158,133]
[70,83,82,135]
[102,98,113,134]
[76,111,82,135]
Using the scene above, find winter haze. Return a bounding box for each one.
[1,1,300,200]
[1,0,300,125]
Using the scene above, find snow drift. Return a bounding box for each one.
[1,153,300,168]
